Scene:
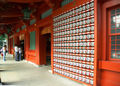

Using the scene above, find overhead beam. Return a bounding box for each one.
[0,8,23,18]
[44,0,54,8]
[38,4,49,14]
[5,0,43,3]
[0,18,21,25]
[0,22,19,25]
[53,0,63,10]
[31,3,49,19]
[0,30,7,33]
[0,13,23,18]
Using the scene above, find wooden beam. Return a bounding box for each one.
[0,30,7,33]
[44,0,54,8]
[0,22,19,25]
[0,9,23,18]
[53,0,63,10]
[38,4,49,13]
[0,13,23,18]
[6,0,43,3]
[32,3,49,19]
[0,18,21,25]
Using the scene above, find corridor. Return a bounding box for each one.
[0,54,84,86]
[0,0,120,86]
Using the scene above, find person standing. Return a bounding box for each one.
[2,45,7,61]
[14,44,19,61]
[18,46,22,61]
[0,47,2,59]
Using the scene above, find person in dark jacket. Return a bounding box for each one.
[18,46,22,61]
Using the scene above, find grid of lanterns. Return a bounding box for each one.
[53,0,95,85]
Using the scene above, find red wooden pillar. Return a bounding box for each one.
[11,38,13,54]
[25,29,30,60]
[14,35,18,46]
[24,32,26,60]
[8,36,10,54]
[35,28,40,65]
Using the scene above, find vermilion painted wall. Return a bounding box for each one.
[24,25,40,65]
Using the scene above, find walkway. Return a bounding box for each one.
[0,54,85,86]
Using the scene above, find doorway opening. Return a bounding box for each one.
[20,40,24,60]
[40,32,51,66]
[19,34,25,60]
[45,33,51,65]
